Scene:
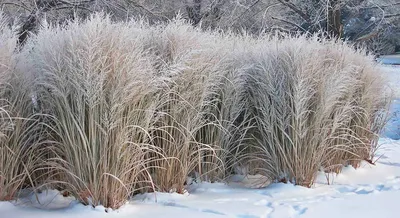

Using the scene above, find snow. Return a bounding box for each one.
[2,140,400,218]
[1,65,400,218]
[382,65,400,140]
[377,55,400,66]
[381,65,400,99]
[384,100,400,140]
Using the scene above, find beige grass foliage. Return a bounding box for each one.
[226,35,390,187]
[24,15,164,209]
[0,12,45,201]
[9,13,391,208]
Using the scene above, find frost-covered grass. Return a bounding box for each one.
[0,12,392,210]
[0,12,46,201]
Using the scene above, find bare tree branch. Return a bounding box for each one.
[361,2,400,10]
[271,16,306,31]
[1,2,32,12]
[385,13,400,19]
[230,0,262,25]
[54,5,93,12]
[123,0,160,20]
[355,31,379,42]
[276,0,311,23]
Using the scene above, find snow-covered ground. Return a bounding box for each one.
[382,65,400,140]
[382,65,400,99]
[1,138,400,218]
[377,54,400,65]
[1,65,400,218]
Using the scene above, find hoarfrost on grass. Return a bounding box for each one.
[1,66,400,218]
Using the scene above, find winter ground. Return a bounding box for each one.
[1,65,400,218]
[382,65,400,140]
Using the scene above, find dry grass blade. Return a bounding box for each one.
[225,35,391,187]
[6,12,390,209]
[0,12,44,201]
[25,14,162,209]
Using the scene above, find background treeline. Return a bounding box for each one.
[1,0,400,54]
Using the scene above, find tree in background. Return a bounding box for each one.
[1,0,399,54]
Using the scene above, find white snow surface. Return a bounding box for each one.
[1,65,400,218]
[382,65,400,99]
[1,139,400,218]
[382,65,400,140]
